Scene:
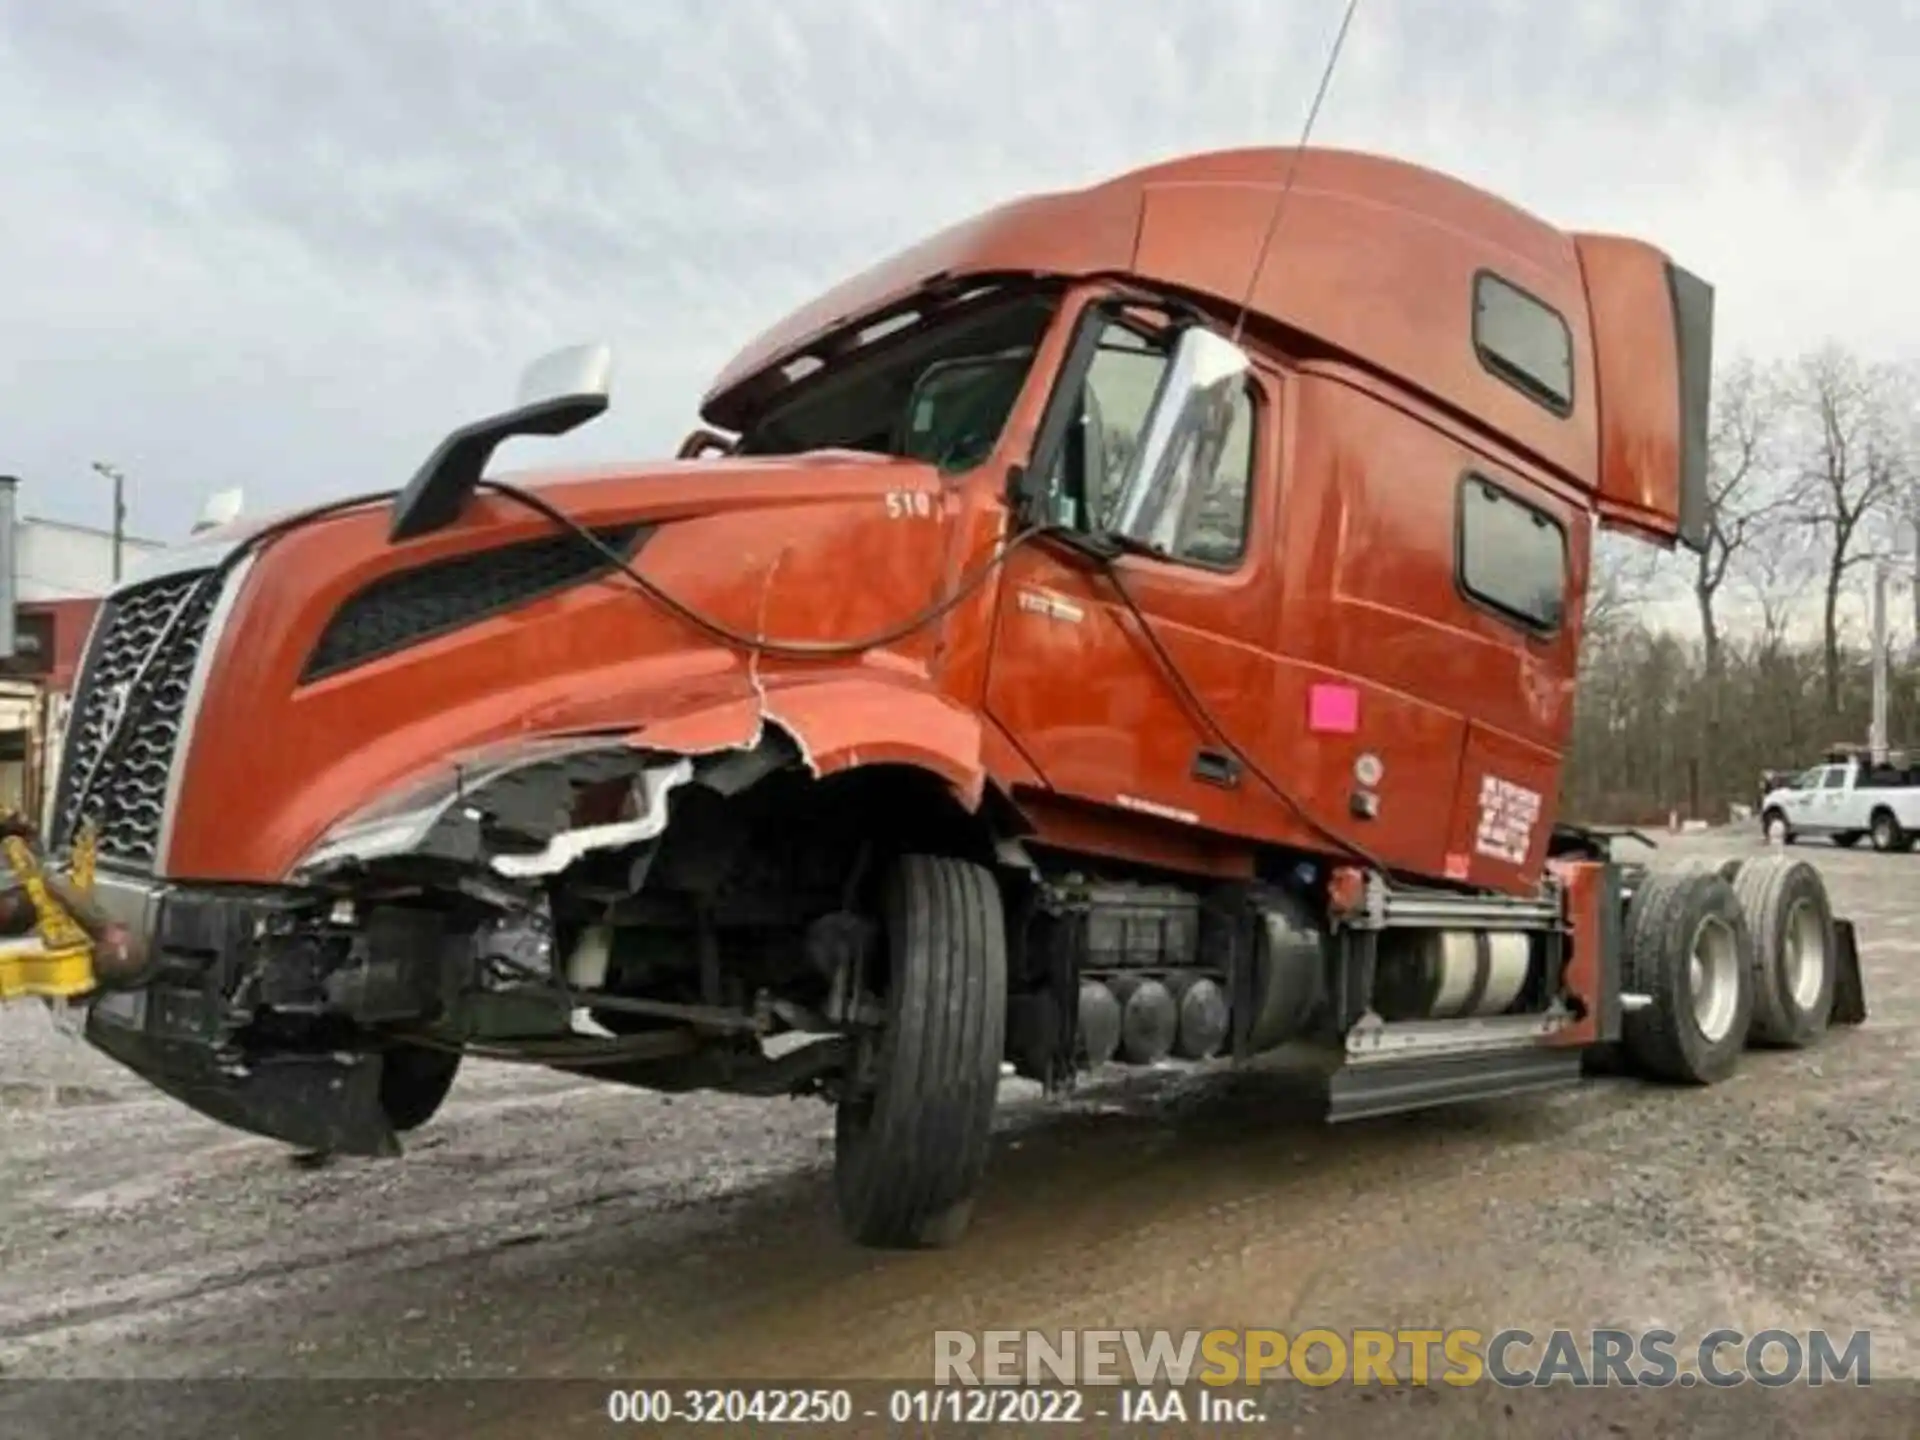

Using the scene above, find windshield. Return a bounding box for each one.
[735,292,1055,473]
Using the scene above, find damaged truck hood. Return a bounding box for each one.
[150,447,984,884]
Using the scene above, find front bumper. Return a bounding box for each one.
[80,870,401,1156]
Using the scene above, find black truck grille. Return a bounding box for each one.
[52,570,222,870]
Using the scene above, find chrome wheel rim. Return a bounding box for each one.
[1688,916,1741,1044]
[1783,898,1827,1012]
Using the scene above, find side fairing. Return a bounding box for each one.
[1573,234,1715,554]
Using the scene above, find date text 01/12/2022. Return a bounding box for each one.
[603,1387,1101,1426]
[893,1388,1260,1426]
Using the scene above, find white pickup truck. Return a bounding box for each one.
[1760,756,1920,852]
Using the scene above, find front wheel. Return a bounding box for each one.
[833,853,1008,1249]
[1762,809,1792,845]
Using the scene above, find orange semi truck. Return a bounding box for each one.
[35,147,1864,1248]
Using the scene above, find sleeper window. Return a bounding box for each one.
[1458,475,1567,631]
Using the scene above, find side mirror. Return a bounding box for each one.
[192,487,244,535]
[1107,326,1251,554]
[388,342,615,543]
[515,342,613,412]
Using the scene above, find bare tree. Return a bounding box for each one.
[1787,346,1903,716]
[1693,358,1788,766]
[1736,514,1821,662]
[1564,347,1920,822]
[1582,531,1659,646]
[1694,360,1782,672]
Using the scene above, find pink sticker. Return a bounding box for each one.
[1444,852,1470,880]
[1306,683,1360,735]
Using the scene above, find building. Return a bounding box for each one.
[13,514,167,603]
[0,479,174,827]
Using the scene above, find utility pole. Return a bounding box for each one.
[89,461,126,583]
[1870,554,1890,764]
[1910,514,1920,668]
[0,476,17,660]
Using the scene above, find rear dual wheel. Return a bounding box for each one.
[1622,869,1753,1083]
[1732,855,1837,1048]
[1622,856,1840,1083]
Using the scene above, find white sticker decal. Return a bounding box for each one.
[1016,588,1085,624]
[1473,774,1541,865]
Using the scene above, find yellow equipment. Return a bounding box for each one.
[0,825,99,1004]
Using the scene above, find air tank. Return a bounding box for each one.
[1111,975,1178,1065]
[1076,979,1122,1067]
[1168,974,1230,1060]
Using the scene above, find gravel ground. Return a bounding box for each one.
[0,829,1913,1437]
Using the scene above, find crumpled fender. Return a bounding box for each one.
[631,674,1031,812]
[289,673,1042,882]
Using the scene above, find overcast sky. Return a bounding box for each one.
[0,0,1912,544]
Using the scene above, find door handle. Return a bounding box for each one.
[1191,748,1241,788]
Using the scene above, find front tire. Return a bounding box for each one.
[1762,809,1792,845]
[1621,869,1755,1085]
[833,853,1007,1249]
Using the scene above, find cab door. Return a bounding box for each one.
[1823,762,1867,832]
[982,300,1279,840]
[1811,765,1851,831]
[1780,767,1833,831]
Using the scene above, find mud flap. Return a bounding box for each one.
[1830,918,1867,1027]
[85,996,401,1157]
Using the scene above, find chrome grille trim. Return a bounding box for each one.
[52,558,244,872]
[156,549,255,871]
